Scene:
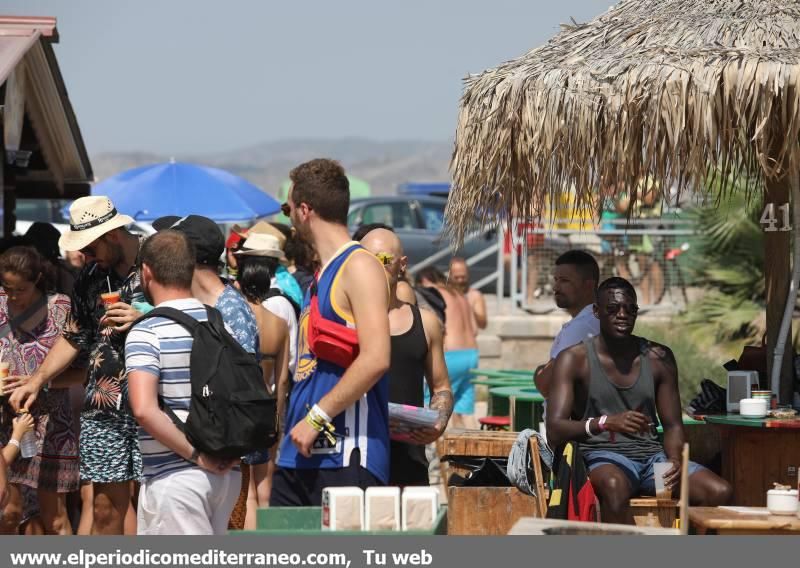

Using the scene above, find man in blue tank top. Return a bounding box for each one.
[546,277,731,524]
[271,159,391,506]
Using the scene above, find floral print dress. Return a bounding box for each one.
[0,292,79,493]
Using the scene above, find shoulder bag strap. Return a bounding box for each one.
[0,294,48,341]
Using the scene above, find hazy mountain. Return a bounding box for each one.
[91,138,453,197]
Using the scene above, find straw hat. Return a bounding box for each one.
[59,196,134,252]
[230,221,288,249]
[235,233,287,262]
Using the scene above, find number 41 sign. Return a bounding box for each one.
[760,203,792,232]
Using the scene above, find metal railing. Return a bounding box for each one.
[507,217,697,314]
[406,228,495,277]
[405,215,697,315]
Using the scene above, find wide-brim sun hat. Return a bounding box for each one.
[58,196,135,252]
[234,232,287,262]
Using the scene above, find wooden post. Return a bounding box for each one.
[764,172,794,405]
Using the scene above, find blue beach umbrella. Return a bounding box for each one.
[79,161,281,223]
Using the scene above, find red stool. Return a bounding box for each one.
[479,416,511,431]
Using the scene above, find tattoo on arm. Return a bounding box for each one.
[429,390,454,427]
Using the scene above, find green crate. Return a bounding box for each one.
[232,506,447,536]
[257,506,321,531]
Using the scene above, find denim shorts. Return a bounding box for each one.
[583,450,705,495]
[242,449,270,465]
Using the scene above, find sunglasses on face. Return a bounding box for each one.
[604,302,639,316]
[80,243,99,258]
[375,252,395,266]
[281,202,291,216]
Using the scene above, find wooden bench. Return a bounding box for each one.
[629,498,679,528]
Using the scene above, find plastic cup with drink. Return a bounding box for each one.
[653,461,672,499]
[0,361,8,396]
[101,276,122,327]
[101,290,121,310]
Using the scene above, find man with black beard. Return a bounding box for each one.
[534,250,600,398]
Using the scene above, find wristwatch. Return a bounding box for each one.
[189,448,200,464]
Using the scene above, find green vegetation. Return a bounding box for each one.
[681,191,765,344]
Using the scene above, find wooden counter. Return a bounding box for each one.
[690,507,800,535]
[703,415,800,506]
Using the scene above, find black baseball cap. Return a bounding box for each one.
[171,215,224,266]
[152,215,182,232]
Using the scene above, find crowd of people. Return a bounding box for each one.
[0,158,493,536]
[0,156,742,533]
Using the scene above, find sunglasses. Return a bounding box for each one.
[603,303,639,316]
[79,236,107,258]
[280,202,291,216]
[80,243,100,258]
[375,252,395,266]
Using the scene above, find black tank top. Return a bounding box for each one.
[389,304,428,406]
[388,304,430,485]
[580,336,663,460]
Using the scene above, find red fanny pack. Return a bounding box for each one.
[308,277,359,368]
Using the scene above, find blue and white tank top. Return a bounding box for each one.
[277,241,390,483]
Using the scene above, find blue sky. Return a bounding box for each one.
[6,1,607,155]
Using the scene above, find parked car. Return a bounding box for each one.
[348,196,506,291]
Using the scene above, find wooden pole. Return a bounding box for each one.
[764,172,794,405]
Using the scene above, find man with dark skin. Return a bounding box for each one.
[546,277,731,524]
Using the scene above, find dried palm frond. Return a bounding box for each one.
[448,0,800,244]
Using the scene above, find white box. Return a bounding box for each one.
[402,487,439,531]
[365,487,401,531]
[321,487,364,531]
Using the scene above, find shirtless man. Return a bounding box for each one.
[416,266,478,429]
[546,277,731,524]
[448,257,487,330]
[361,229,453,485]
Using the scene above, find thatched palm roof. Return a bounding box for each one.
[447,0,800,241]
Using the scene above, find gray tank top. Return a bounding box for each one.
[580,337,663,460]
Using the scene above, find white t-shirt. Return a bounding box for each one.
[550,304,600,360]
[263,295,298,374]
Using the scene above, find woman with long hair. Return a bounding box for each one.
[234,245,290,530]
[0,246,78,534]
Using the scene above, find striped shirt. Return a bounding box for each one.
[125,298,210,480]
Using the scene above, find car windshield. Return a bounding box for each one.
[420,203,445,232]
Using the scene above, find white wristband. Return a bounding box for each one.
[312,404,332,424]
[585,418,594,437]
[8,438,19,449]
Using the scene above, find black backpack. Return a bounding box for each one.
[137,305,278,460]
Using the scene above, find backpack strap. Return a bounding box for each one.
[136,306,201,332]
[203,305,226,329]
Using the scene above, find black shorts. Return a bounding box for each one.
[389,441,429,487]
[269,449,382,507]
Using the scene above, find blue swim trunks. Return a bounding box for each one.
[583,449,705,496]
[442,348,479,415]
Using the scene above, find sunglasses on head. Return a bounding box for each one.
[603,302,639,316]
[375,252,395,266]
